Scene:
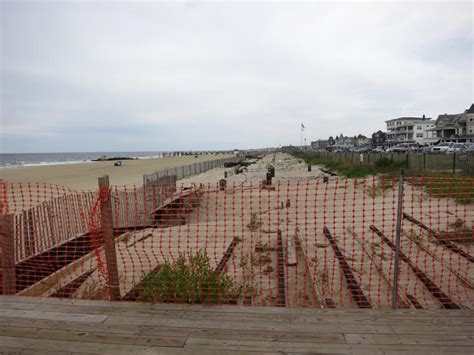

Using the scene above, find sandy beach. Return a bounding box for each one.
[0,154,233,190]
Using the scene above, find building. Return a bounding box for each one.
[354,134,372,147]
[310,140,330,150]
[372,130,387,146]
[385,115,436,145]
[334,134,355,149]
[466,104,474,140]
[430,104,474,143]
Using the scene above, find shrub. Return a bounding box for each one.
[374,157,404,171]
[138,252,242,304]
[344,166,371,178]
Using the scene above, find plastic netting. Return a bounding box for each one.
[1,175,473,309]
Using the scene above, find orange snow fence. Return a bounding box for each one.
[1,176,473,309]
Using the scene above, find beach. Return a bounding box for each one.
[0,154,233,190]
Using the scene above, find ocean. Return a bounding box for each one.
[0,151,169,168]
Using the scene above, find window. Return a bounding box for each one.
[416,133,423,138]
[417,125,422,129]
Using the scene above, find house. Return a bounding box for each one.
[431,113,461,141]
[372,130,387,146]
[385,115,436,145]
[466,104,474,141]
[310,140,330,150]
[431,104,474,143]
[354,134,372,147]
[334,134,355,149]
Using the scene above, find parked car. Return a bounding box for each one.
[352,147,371,153]
[464,143,474,155]
[372,146,385,153]
[430,142,453,154]
[392,143,419,153]
[422,145,434,154]
[446,143,466,154]
[392,144,409,153]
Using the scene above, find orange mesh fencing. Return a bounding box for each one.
[1,175,473,309]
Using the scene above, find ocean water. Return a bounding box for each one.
[0,151,168,168]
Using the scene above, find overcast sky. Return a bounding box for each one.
[1,1,472,153]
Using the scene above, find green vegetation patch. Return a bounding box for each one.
[366,178,396,197]
[290,149,404,178]
[138,252,243,304]
[411,176,474,204]
[247,213,263,231]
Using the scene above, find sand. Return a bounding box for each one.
[0,154,233,190]
[7,152,474,308]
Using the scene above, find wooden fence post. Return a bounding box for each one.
[452,152,456,175]
[98,175,120,301]
[392,169,405,309]
[1,214,16,294]
[26,209,36,257]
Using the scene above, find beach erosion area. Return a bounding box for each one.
[0,154,234,190]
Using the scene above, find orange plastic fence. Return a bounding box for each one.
[1,176,473,309]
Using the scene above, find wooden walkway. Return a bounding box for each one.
[0,296,473,354]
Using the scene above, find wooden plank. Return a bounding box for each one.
[1,214,16,294]
[2,296,473,317]
[403,230,474,289]
[14,213,22,262]
[98,175,120,301]
[61,194,71,242]
[0,347,74,355]
[345,333,474,346]
[286,234,297,266]
[0,325,186,348]
[403,213,474,263]
[324,227,371,308]
[370,225,461,309]
[295,234,324,306]
[0,315,187,336]
[0,336,178,353]
[21,209,29,260]
[0,309,108,323]
[350,227,410,308]
[185,337,474,353]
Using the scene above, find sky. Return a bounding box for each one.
[1,1,473,153]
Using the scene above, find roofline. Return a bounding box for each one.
[385,117,433,123]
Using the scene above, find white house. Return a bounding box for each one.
[386,115,436,145]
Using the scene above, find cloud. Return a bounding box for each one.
[1,1,472,152]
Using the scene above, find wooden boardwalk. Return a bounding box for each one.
[0,296,473,354]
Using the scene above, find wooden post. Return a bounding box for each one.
[392,169,404,309]
[26,209,36,257]
[452,152,456,175]
[98,175,120,301]
[1,214,16,294]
